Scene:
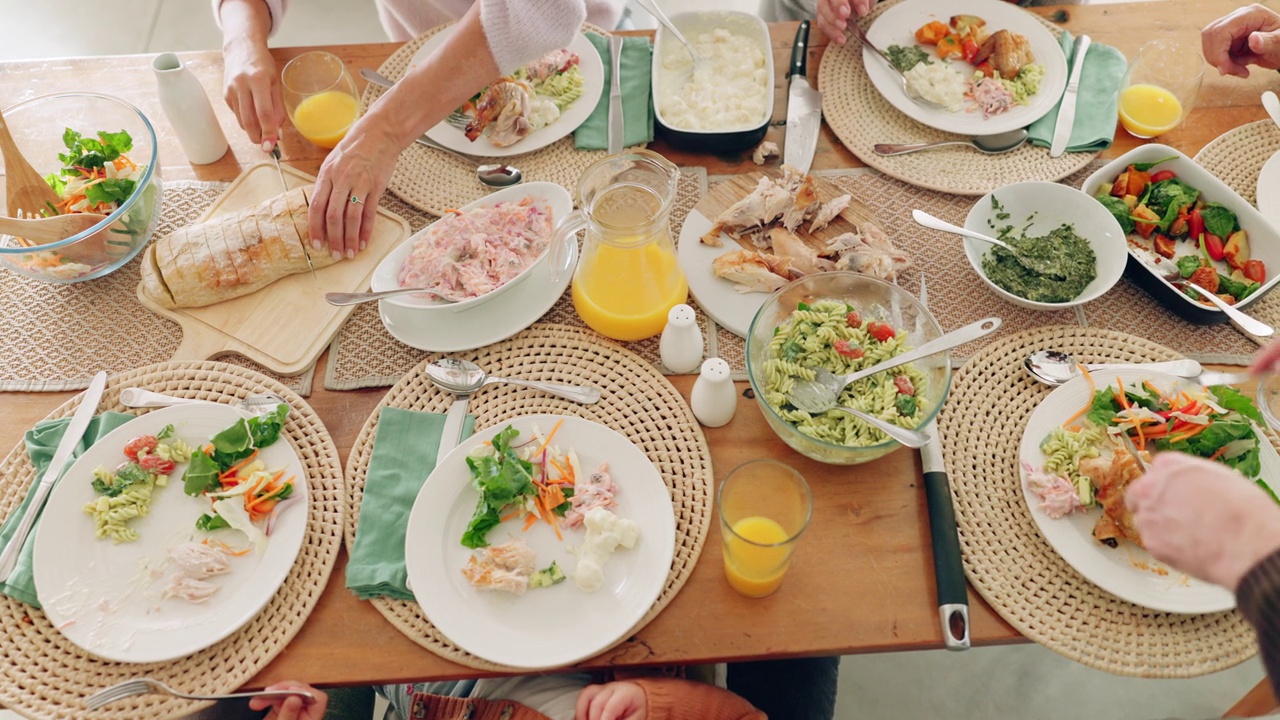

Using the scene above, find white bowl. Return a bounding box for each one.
[370,181,573,312]
[963,181,1127,311]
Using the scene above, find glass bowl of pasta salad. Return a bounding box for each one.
[0,93,163,283]
[746,272,951,465]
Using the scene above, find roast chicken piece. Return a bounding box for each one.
[973,29,1035,79]
[701,175,795,246]
[829,225,910,282]
[1079,450,1144,548]
[465,79,532,147]
[712,250,793,294]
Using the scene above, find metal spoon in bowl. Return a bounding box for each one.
[912,209,1062,277]
[826,405,932,448]
[787,317,1002,415]
[1023,350,1203,387]
[873,129,1029,157]
[119,387,290,416]
[359,69,523,188]
[325,286,459,306]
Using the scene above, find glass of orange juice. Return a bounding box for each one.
[718,459,812,598]
[1117,39,1205,139]
[281,51,359,149]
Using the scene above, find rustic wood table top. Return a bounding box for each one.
[0,0,1271,689]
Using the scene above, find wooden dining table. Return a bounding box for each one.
[0,0,1272,691]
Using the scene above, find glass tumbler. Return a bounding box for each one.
[282,51,359,149]
[1117,39,1205,139]
[719,459,813,598]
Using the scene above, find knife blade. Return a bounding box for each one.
[1117,432,1149,472]
[271,144,317,278]
[784,21,822,175]
[917,277,970,651]
[1049,34,1091,158]
[608,34,625,155]
[0,371,108,582]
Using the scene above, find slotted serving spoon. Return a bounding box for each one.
[0,108,63,218]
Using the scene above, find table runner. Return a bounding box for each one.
[343,324,712,671]
[939,325,1257,676]
[0,362,344,719]
[0,181,314,395]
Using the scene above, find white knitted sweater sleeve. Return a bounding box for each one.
[480,0,587,75]
[211,0,288,36]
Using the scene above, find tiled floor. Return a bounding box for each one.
[0,0,1268,718]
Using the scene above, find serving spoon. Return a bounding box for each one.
[325,286,459,306]
[119,388,290,415]
[912,209,1062,277]
[874,129,1029,157]
[1023,350,1203,386]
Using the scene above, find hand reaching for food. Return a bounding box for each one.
[248,681,327,720]
[816,0,878,46]
[1201,3,1280,78]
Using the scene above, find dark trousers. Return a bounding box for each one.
[727,656,841,720]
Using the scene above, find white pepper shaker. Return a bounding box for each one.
[691,358,736,427]
[152,52,229,165]
[659,304,703,374]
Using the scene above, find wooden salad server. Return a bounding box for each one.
[0,108,64,220]
[0,212,110,246]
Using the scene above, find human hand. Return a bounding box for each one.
[223,36,285,149]
[1126,452,1280,590]
[308,120,399,260]
[575,681,647,720]
[247,682,327,720]
[816,0,876,46]
[1251,339,1280,375]
[1201,3,1280,78]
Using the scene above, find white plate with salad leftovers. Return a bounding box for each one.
[862,0,1067,136]
[410,30,604,157]
[404,414,675,669]
[1019,368,1280,613]
[33,403,309,663]
[1255,149,1280,232]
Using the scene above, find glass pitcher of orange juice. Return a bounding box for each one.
[551,150,688,342]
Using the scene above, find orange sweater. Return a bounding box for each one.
[403,678,766,720]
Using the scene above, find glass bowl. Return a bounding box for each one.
[745,272,952,465]
[0,93,163,283]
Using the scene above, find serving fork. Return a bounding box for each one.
[86,678,313,710]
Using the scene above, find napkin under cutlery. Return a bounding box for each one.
[346,407,474,601]
[575,34,654,151]
[1027,31,1127,154]
[0,412,133,608]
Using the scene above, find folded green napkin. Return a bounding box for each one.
[574,34,654,150]
[1028,32,1127,153]
[346,407,474,601]
[0,412,133,608]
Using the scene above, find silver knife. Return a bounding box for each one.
[917,278,970,651]
[608,34,625,155]
[1117,432,1149,472]
[0,371,108,582]
[784,21,822,175]
[1050,34,1091,158]
[271,144,317,278]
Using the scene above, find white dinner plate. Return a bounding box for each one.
[33,404,309,662]
[410,30,604,157]
[1018,369,1275,613]
[677,206,762,338]
[404,414,676,669]
[863,0,1068,136]
[1256,149,1280,231]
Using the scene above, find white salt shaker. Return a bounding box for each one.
[691,358,736,427]
[153,52,229,165]
[659,304,703,374]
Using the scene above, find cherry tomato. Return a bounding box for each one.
[961,37,981,64]
[1149,170,1177,183]
[123,435,158,462]
[845,311,862,328]
[974,61,996,78]
[1245,259,1267,284]
[867,322,897,342]
[834,340,865,359]
[893,375,916,397]
[1187,209,1204,243]
[138,455,176,475]
[1204,233,1226,262]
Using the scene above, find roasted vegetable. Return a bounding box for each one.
[1224,230,1250,270]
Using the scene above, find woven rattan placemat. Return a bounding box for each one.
[324,168,713,390]
[939,325,1256,676]
[818,0,1096,196]
[364,24,622,217]
[343,324,711,671]
[0,362,344,719]
[0,181,314,395]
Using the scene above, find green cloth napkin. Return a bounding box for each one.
[574,34,654,150]
[1028,32,1128,153]
[0,412,133,608]
[346,407,474,601]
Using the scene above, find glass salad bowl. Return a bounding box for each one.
[0,93,163,283]
[745,272,952,465]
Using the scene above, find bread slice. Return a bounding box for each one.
[139,245,177,308]
[165,224,222,307]
[203,217,239,289]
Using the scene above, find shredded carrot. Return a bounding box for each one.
[522,513,539,531]
[1168,424,1209,444]
[500,510,520,522]
[1135,422,1147,452]
[1209,445,1230,461]
[204,444,215,454]
[532,419,565,458]
[1115,377,1130,410]
[1063,365,1097,429]
[219,449,259,479]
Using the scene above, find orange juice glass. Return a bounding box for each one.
[282,51,359,149]
[718,460,812,598]
[1118,39,1204,139]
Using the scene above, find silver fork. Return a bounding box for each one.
[360,68,471,129]
[86,678,313,710]
[847,22,946,111]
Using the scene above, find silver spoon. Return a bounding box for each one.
[1145,262,1276,337]
[119,388,290,416]
[874,129,1029,156]
[360,68,523,188]
[325,286,459,306]
[426,358,600,406]
[632,0,700,71]
[829,405,931,448]
[912,209,1063,277]
[424,358,485,461]
[1023,350,1203,387]
[847,21,946,111]
[788,318,1002,415]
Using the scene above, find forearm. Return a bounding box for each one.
[217,0,273,51]
[1238,547,1280,698]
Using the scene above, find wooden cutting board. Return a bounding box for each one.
[692,171,882,250]
[135,163,410,375]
